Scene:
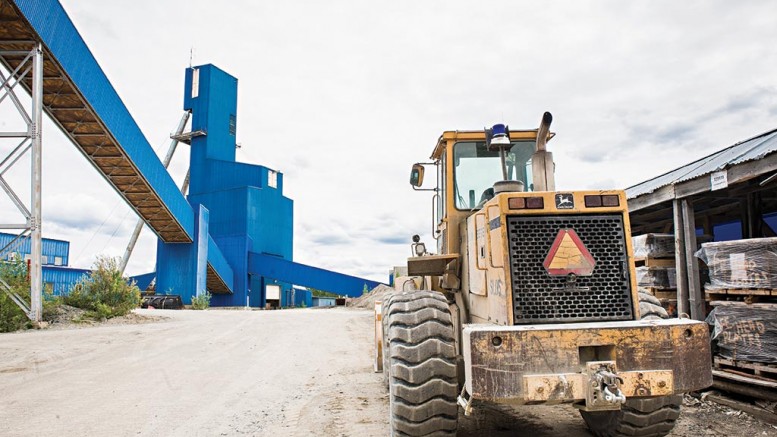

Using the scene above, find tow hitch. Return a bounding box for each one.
[585,361,626,410]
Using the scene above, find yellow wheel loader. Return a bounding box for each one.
[379,113,712,436]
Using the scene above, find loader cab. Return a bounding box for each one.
[412,124,554,256]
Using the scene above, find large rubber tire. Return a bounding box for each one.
[384,290,458,436]
[637,291,669,320]
[580,292,681,437]
[382,293,393,388]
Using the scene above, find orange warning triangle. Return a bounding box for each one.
[543,229,596,276]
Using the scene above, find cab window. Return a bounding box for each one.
[453,141,534,210]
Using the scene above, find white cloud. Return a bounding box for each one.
[1,1,775,283]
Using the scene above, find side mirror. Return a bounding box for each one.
[410,164,425,187]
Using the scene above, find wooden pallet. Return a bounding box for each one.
[634,257,675,267]
[706,288,777,303]
[708,288,777,296]
[715,357,777,382]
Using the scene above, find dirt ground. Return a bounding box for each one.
[0,307,775,436]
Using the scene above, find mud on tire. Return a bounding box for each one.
[384,290,458,436]
[580,292,681,437]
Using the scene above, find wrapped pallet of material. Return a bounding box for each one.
[635,266,677,289]
[706,302,777,364]
[695,237,777,290]
[632,234,675,258]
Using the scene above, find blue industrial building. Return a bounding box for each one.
[155,64,381,306]
[0,232,89,296]
[157,65,294,307]
[3,0,382,308]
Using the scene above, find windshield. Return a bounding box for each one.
[453,141,535,210]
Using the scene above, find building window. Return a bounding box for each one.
[54,256,63,266]
[191,68,199,98]
[268,170,277,188]
[229,114,237,136]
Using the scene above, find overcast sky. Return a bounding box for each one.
[1,0,776,283]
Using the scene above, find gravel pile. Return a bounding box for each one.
[44,304,87,325]
[348,284,395,309]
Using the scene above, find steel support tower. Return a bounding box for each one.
[0,43,43,322]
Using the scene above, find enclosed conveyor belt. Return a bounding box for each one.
[0,0,232,293]
[248,252,382,297]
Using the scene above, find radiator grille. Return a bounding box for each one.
[507,214,634,324]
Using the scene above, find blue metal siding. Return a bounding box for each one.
[156,205,210,304]
[210,234,251,307]
[131,272,156,291]
[294,289,312,307]
[0,232,70,265]
[208,235,234,292]
[247,187,293,259]
[203,159,265,192]
[13,0,194,240]
[42,266,89,296]
[248,252,382,297]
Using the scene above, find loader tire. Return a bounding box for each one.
[384,290,458,436]
[381,293,393,388]
[637,291,668,320]
[580,292,680,437]
[580,395,683,437]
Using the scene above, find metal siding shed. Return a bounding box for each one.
[627,129,777,201]
[626,127,777,322]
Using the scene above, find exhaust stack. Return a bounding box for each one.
[531,111,555,191]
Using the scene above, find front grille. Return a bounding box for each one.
[507,214,634,324]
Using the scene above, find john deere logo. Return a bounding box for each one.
[543,229,596,276]
[555,193,574,209]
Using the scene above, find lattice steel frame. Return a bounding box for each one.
[0,43,43,322]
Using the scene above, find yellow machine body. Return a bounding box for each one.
[404,127,712,407]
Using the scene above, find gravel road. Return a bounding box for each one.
[0,308,774,436]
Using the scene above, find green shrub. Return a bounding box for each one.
[64,256,141,320]
[0,255,32,332]
[191,293,211,310]
[41,287,62,322]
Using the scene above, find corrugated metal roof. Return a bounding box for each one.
[626,128,777,199]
